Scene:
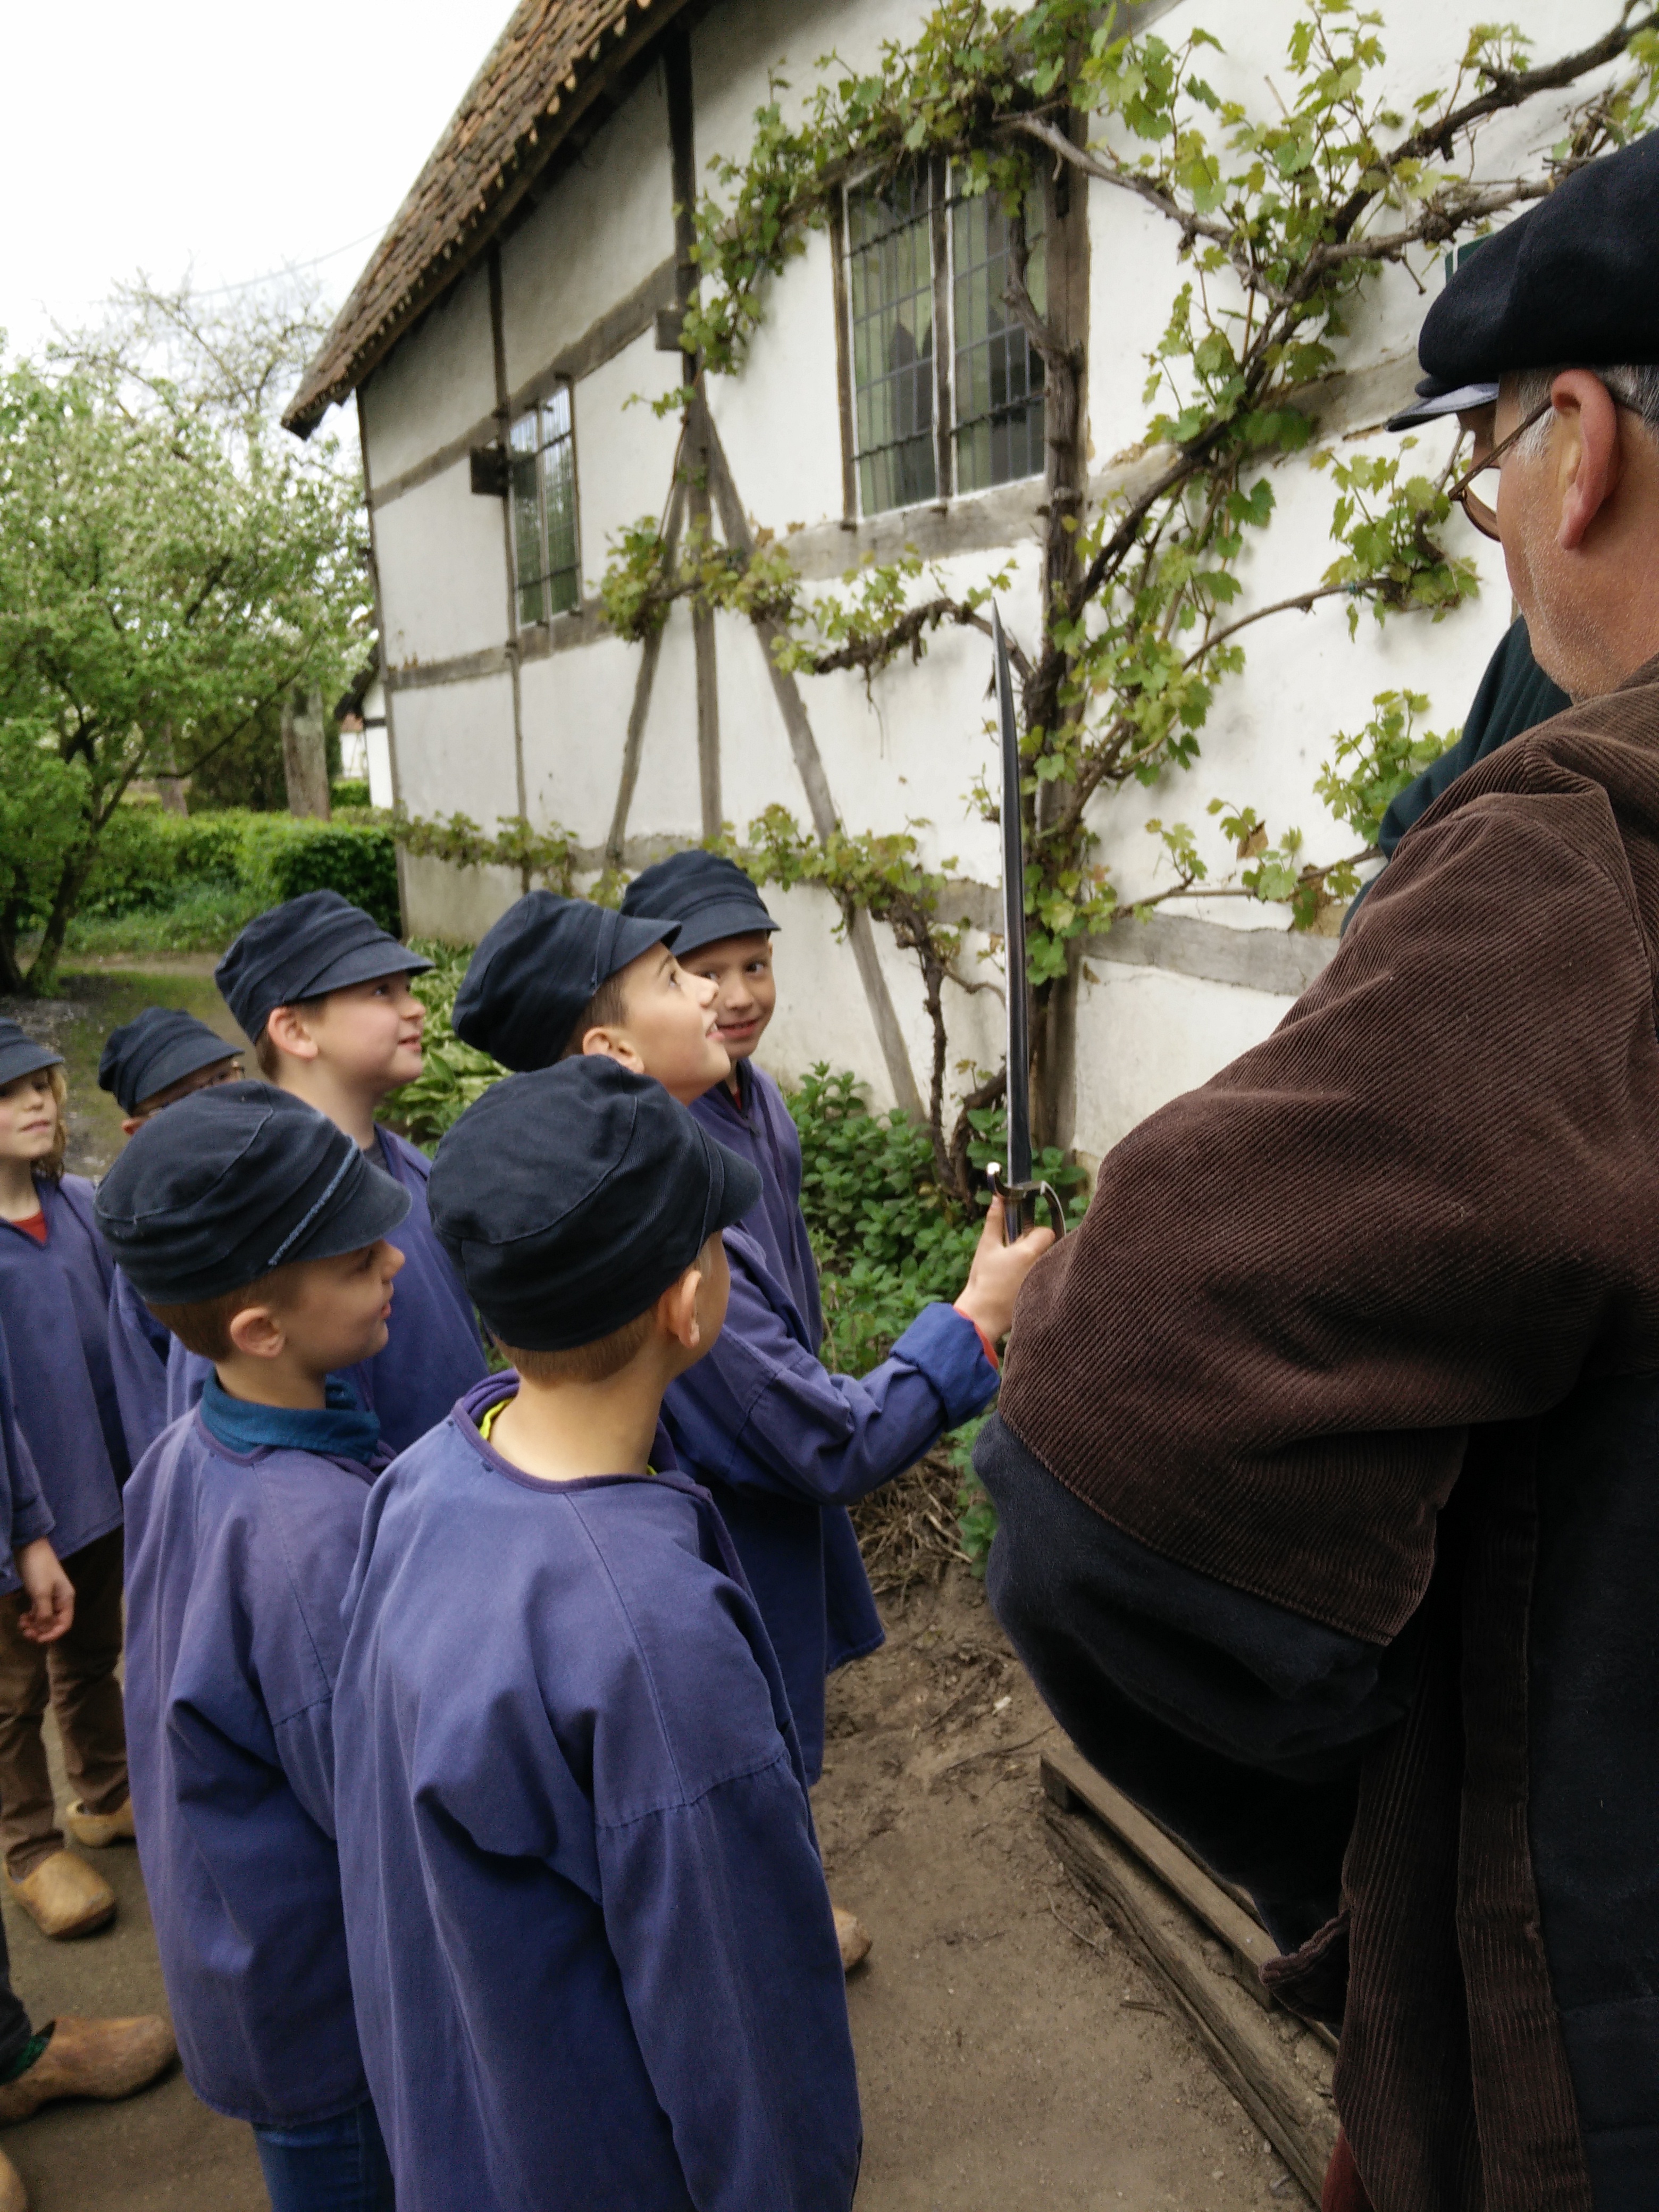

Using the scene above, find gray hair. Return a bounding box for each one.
[1514,363,1659,450]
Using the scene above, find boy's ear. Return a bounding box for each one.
[658,1261,705,1352]
[120,1113,146,1137]
[265,1004,321,1064]
[225,1301,288,1363]
[580,1028,644,1075]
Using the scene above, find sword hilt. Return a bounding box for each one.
[986,1162,1067,1244]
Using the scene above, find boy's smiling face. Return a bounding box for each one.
[580,942,730,1105]
[678,933,776,1069]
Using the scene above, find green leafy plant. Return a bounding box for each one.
[389,941,510,1150]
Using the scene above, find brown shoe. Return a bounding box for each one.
[832,1903,873,1974]
[62,1798,135,1849]
[0,2146,24,2210]
[0,2016,174,2124]
[5,1853,116,1940]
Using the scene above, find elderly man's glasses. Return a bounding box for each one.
[1445,397,1555,541]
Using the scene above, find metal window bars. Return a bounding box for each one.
[844,166,1046,518]
[509,384,581,626]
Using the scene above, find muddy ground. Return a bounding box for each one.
[0,968,1304,2207]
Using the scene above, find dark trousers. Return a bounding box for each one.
[252,2099,395,2212]
[0,1529,128,1879]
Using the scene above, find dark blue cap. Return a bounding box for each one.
[98,1008,241,1116]
[215,891,431,1042]
[0,1019,63,1092]
[428,1057,761,1351]
[451,892,681,1074]
[1418,133,1659,397]
[94,1079,411,1306]
[621,851,777,957]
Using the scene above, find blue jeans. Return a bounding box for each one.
[252,2097,395,2212]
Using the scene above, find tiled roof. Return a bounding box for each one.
[284,0,689,435]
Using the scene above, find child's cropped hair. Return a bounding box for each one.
[495,1308,655,1388]
[148,1267,298,1362]
[558,971,627,1060]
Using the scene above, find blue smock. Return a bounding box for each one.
[332,1375,862,2212]
[121,1378,387,2127]
[107,1264,173,1465]
[0,1331,54,1591]
[0,1176,128,1561]
[690,1065,823,1337]
[144,1124,488,1459]
[664,1089,998,1778]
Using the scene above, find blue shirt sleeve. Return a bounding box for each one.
[668,1238,996,1510]
[0,1335,53,1577]
[597,1763,859,2212]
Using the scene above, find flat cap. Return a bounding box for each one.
[216,891,431,1042]
[0,1020,62,1092]
[428,1056,761,1351]
[451,892,680,1074]
[98,1008,241,1117]
[95,1079,410,1306]
[1417,133,1659,398]
[621,850,777,957]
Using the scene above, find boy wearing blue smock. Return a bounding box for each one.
[95,1080,408,2212]
[98,1007,243,1462]
[0,1018,135,1942]
[196,889,487,1452]
[454,886,1053,1962]
[332,1056,862,2212]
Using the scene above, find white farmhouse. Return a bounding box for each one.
[285,0,1580,1165]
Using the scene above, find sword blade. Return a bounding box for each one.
[992,602,1032,1236]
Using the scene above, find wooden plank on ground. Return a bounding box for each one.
[1044,1792,1337,2204]
[1044,1744,1275,2004]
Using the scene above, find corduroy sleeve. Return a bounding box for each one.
[1000,779,1659,1643]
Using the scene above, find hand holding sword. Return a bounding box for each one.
[984,601,1070,1248]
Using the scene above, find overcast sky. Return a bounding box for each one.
[2,0,509,423]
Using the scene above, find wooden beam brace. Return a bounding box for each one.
[700,417,923,1118]
[606,470,689,868]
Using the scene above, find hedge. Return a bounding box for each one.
[81,805,401,936]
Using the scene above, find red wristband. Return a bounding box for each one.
[953,1303,1000,1374]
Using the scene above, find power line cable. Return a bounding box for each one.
[188,222,391,301]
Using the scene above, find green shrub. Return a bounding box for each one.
[242,819,399,931]
[391,940,509,1149]
[72,803,401,940]
[331,779,371,809]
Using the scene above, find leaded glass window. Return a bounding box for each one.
[952,188,1046,495]
[847,170,938,516]
[843,166,1048,517]
[509,385,580,627]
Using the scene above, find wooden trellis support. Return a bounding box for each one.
[1041,1741,1338,2204]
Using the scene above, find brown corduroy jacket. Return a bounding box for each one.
[998,656,1659,2210]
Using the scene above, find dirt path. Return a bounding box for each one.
[818,1569,1302,2210]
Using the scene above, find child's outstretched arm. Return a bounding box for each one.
[666,1204,1052,1513]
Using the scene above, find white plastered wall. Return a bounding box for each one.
[363,0,1598,1159]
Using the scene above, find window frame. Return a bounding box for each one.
[507,378,583,630]
[835,160,1048,523]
